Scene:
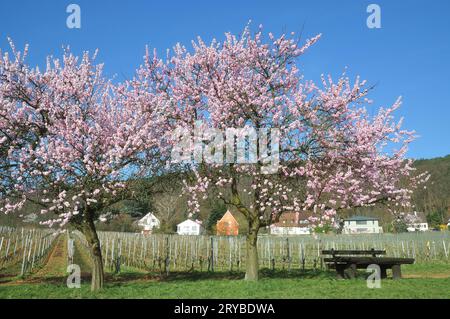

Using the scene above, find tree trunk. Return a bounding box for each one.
[245,218,260,281]
[82,217,104,291]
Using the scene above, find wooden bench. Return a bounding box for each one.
[322,248,414,280]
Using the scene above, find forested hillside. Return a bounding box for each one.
[411,155,450,225]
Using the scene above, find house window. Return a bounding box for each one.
[356,220,367,225]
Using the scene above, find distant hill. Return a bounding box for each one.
[411,155,450,225]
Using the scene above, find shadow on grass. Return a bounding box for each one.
[109,268,339,283]
[1,268,349,286]
[0,272,91,286]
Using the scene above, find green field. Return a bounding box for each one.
[1,263,449,299]
[0,230,449,299]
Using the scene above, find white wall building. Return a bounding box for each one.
[137,212,160,234]
[177,219,204,235]
[407,223,429,232]
[270,225,311,235]
[269,212,311,235]
[342,216,383,234]
[404,212,428,232]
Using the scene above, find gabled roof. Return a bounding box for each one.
[218,210,239,225]
[404,211,426,223]
[272,212,312,227]
[138,212,159,224]
[344,215,378,221]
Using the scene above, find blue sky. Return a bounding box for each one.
[1,0,449,159]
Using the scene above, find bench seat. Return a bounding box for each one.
[324,256,415,265]
[322,249,414,279]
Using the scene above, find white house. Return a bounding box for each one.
[270,212,311,235]
[407,223,429,232]
[342,216,383,234]
[137,212,160,234]
[404,212,428,232]
[177,219,204,235]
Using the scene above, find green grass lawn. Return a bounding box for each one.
[1,263,449,299]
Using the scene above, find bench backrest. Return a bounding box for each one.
[321,248,386,257]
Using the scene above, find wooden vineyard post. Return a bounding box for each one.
[157,237,162,273]
[209,236,214,272]
[286,237,292,272]
[20,234,29,277]
[37,236,42,264]
[0,237,3,261]
[191,239,196,271]
[164,235,170,275]
[26,234,31,274]
[401,241,405,256]
[126,235,130,268]
[297,242,301,270]
[20,228,24,251]
[443,241,448,259]
[140,237,144,268]
[132,236,137,266]
[39,237,44,258]
[199,238,204,272]
[67,235,74,266]
[5,237,11,261]
[116,238,122,274]
[238,239,241,271]
[432,241,437,260]
[318,240,323,270]
[264,238,268,268]
[406,241,410,258]
[27,235,33,266]
[173,240,177,270]
[229,237,232,272]
[13,235,17,257]
[110,238,115,271]
[31,237,38,270]
[152,236,156,270]
[185,238,189,270]
[143,238,147,267]
[104,238,109,269]
[128,234,131,267]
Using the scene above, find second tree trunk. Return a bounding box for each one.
[245,218,260,281]
[82,218,104,291]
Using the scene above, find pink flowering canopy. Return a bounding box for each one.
[0,25,428,231]
[139,24,428,228]
[0,40,171,227]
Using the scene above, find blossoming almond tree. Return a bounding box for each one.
[0,42,170,290]
[143,25,427,280]
[0,41,50,199]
